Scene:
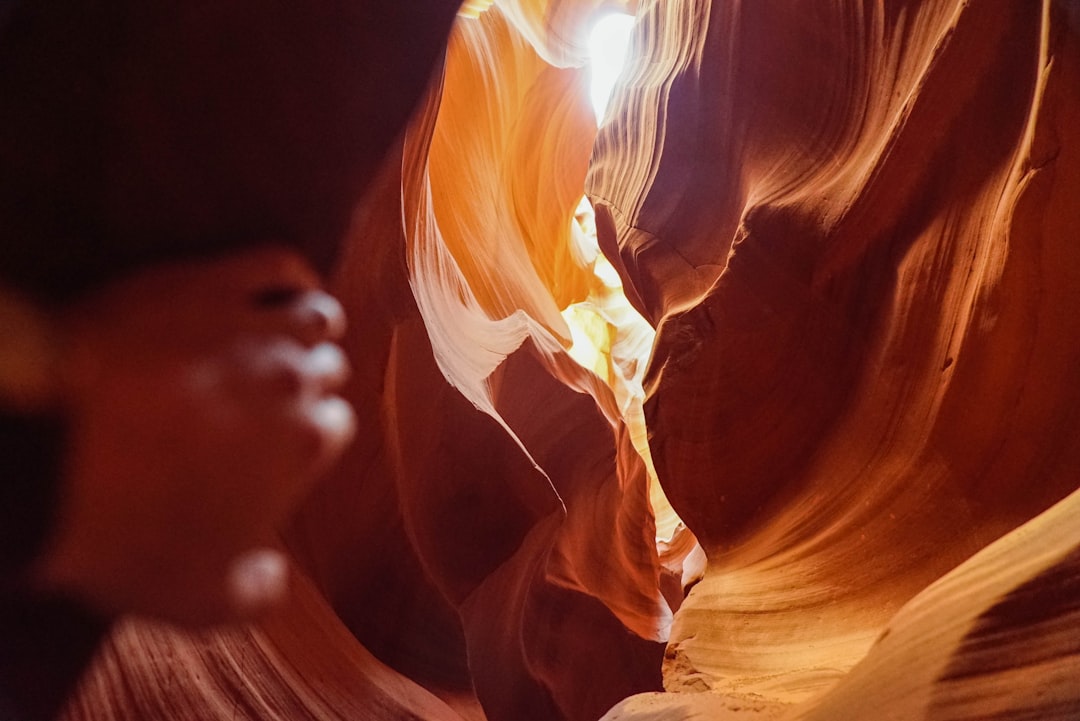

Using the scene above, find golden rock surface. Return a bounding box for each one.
[62,1,1080,720]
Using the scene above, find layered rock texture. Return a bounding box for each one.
[61,1,1080,720]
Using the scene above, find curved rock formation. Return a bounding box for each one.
[62,568,470,721]
[593,0,1080,717]
[63,3,666,720]
[58,1,1080,720]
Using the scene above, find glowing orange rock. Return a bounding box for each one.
[58,1,1080,720]
[591,0,1080,717]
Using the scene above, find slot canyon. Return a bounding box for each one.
[26,0,1080,719]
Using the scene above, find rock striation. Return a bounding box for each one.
[60,1,1080,720]
[592,0,1080,718]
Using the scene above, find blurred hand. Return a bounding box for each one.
[33,247,355,626]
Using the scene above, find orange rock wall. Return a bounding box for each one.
[63,1,1080,720]
[591,0,1080,717]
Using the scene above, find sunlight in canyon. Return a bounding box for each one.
[587,12,636,123]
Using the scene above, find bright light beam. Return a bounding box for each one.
[588,13,636,123]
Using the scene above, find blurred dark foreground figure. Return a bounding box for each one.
[0,1,463,718]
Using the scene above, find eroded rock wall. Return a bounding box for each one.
[592,0,1080,717]
[61,1,1080,720]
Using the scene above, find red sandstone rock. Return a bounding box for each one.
[59,1,1080,720]
[591,0,1080,717]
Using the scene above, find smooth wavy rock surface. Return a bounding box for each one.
[63,3,667,721]
[602,486,1080,721]
[590,0,1080,717]
[57,0,1080,720]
